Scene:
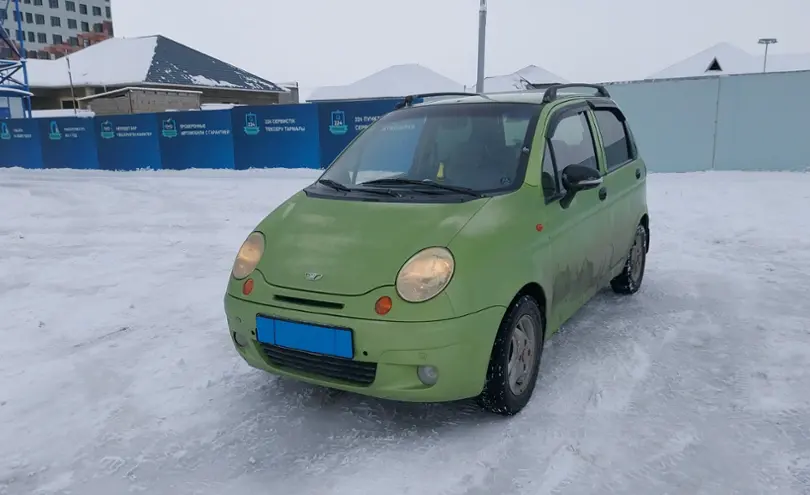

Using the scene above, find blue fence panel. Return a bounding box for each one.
[156,110,235,170]
[38,117,99,169]
[3,73,810,174]
[231,103,321,170]
[714,71,810,171]
[316,98,400,168]
[606,78,720,173]
[0,118,43,168]
[95,114,162,171]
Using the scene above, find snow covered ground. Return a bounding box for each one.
[1,168,809,495]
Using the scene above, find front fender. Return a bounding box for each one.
[445,189,555,318]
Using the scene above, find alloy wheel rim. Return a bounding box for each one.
[630,229,645,285]
[507,314,537,396]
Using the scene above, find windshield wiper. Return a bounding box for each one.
[318,178,352,192]
[360,178,483,197]
[317,178,400,197]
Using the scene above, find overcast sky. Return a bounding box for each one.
[113,0,809,92]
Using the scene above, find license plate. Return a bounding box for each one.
[255,316,354,359]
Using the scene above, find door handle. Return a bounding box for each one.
[635,168,641,179]
[598,187,607,201]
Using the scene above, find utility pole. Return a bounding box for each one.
[476,0,487,93]
[66,54,77,114]
[758,38,777,73]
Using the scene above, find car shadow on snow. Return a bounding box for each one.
[259,374,501,429]
[238,281,665,435]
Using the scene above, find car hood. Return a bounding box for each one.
[254,191,489,296]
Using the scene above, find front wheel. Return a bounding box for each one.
[611,223,648,294]
[477,295,544,416]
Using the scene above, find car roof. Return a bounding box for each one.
[410,87,614,107]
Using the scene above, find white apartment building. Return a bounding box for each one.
[1,0,113,59]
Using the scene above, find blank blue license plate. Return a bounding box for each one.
[255,316,354,359]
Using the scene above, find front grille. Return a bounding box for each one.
[260,344,377,386]
[273,295,345,310]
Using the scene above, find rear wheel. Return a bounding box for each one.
[477,295,544,416]
[611,223,648,294]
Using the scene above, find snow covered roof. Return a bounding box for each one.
[648,42,810,79]
[472,65,568,93]
[0,87,33,96]
[308,64,464,101]
[24,35,284,92]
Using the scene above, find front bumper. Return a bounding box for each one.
[224,294,504,402]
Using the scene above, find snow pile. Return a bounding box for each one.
[31,108,95,118]
[200,103,245,111]
[0,169,809,495]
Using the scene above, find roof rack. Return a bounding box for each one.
[394,92,482,109]
[541,83,610,103]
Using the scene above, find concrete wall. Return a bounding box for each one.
[605,70,810,173]
[85,90,201,115]
[31,86,94,110]
[278,86,300,104]
[197,88,280,106]
[31,85,282,112]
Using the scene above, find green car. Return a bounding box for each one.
[224,84,649,415]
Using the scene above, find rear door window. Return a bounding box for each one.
[593,109,634,171]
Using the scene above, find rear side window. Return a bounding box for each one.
[594,110,633,170]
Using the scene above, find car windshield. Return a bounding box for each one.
[318,102,539,195]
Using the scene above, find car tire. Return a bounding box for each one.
[610,223,648,295]
[477,295,544,416]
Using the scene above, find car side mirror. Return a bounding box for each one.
[559,164,602,208]
[561,164,602,191]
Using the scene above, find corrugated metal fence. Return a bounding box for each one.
[605,70,810,172]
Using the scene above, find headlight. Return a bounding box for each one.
[231,232,264,279]
[395,247,455,303]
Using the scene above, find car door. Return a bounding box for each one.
[539,103,613,329]
[589,103,645,273]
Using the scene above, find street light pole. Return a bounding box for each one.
[758,38,777,73]
[476,0,487,93]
